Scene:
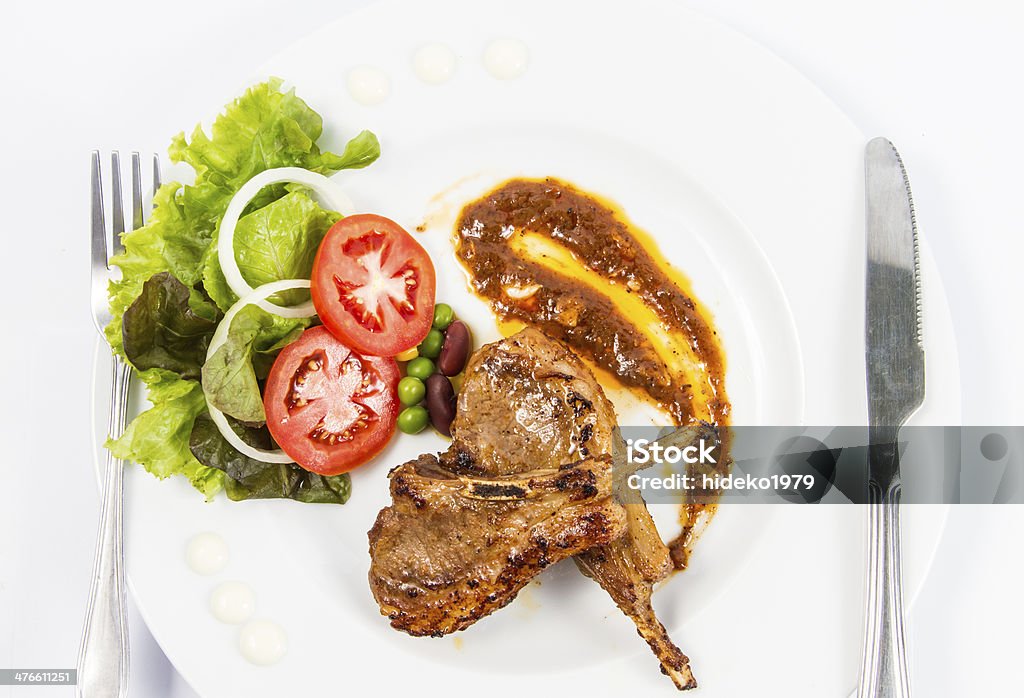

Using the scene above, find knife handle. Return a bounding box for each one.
[858,475,912,698]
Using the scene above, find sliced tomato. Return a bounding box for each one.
[311,214,436,356]
[263,326,399,475]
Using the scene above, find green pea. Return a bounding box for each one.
[397,406,429,434]
[406,356,435,381]
[398,376,426,406]
[418,328,444,359]
[432,303,455,330]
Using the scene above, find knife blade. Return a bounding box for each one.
[865,136,926,465]
[858,137,925,698]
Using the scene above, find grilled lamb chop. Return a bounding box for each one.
[368,453,627,636]
[368,328,711,689]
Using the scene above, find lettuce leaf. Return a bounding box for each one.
[201,304,308,424]
[121,272,221,380]
[320,130,381,171]
[107,370,225,499]
[201,190,339,311]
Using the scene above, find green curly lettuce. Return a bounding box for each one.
[107,370,225,499]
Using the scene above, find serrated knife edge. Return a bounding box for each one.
[887,140,923,348]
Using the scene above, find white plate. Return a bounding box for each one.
[91,0,960,695]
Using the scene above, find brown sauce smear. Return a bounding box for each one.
[453,177,731,567]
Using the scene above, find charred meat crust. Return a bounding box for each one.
[370,505,623,637]
[367,453,627,637]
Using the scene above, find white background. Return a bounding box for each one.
[2,1,1022,696]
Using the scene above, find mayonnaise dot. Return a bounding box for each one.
[347,66,391,106]
[413,43,457,84]
[483,38,530,80]
[239,619,288,666]
[210,581,256,625]
[185,532,228,576]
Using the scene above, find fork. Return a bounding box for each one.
[80,151,160,698]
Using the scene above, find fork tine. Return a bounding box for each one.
[110,152,125,259]
[92,150,161,337]
[130,152,144,232]
[90,152,112,335]
[91,151,107,271]
[152,153,161,196]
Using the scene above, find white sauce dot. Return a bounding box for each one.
[239,619,288,666]
[483,38,530,80]
[413,43,457,84]
[209,581,256,625]
[185,532,228,576]
[347,66,391,106]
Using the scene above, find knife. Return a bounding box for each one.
[858,137,925,698]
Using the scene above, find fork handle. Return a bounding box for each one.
[77,357,132,698]
[857,477,912,698]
